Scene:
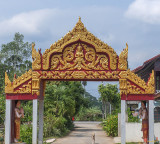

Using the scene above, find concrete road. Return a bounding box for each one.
[53,121,114,144]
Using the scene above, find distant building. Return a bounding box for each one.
[133,54,160,122]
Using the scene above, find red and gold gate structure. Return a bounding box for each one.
[5,18,155,144]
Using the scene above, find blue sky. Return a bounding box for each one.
[0,0,160,98]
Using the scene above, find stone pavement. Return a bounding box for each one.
[53,121,114,144]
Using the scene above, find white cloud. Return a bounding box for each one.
[0,8,59,36]
[125,0,160,24]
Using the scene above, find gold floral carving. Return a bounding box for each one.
[32,43,41,70]
[118,43,128,70]
[32,79,40,95]
[119,79,127,95]
[39,70,120,80]
[145,70,155,94]
[14,81,32,93]
[5,70,32,94]
[119,69,147,89]
[5,72,13,93]
[119,70,155,94]
[13,69,32,88]
[42,17,118,70]
[50,43,110,71]
[127,81,145,94]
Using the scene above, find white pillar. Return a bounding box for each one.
[38,100,44,144]
[149,100,154,144]
[5,100,12,144]
[32,99,38,144]
[121,100,126,144]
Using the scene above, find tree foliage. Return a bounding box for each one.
[43,81,88,137]
[98,83,120,119]
[0,32,32,81]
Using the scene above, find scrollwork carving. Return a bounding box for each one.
[32,43,41,70]
[50,43,110,71]
[118,43,128,70]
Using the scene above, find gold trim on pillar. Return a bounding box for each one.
[32,79,40,95]
[119,79,127,95]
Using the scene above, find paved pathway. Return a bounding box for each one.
[53,121,114,144]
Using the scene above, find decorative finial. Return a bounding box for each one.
[32,43,35,49]
[126,43,128,49]
[79,16,81,22]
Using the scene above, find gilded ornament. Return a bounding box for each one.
[42,18,118,70]
[127,81,145,94]
[119,79,127,95]
[50,43,110,71]
[119,69,147,89]
[118,43,128,70]
[5,72,13,93]
[145,70,155,94]
[14,81,32,93]
[13,69,32,88]
[5,70,32,94]
[32,43,41,70]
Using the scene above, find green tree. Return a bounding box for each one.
[98,83,120,119]
[84,91,101,108]
[0,32,32,80]
[81,81,87,97]
[43,81,87,137]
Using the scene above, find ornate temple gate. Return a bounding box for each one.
[5,18,155,144]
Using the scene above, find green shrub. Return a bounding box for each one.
[103,115,118,137]
[0,129,4,143]
[0,94,5,126]
[20,124,32,144]
[43,114,61,137]
[127,108,140,122]
[21,101,32,123]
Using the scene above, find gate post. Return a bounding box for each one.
[121,100,126,144]
[32,99,38,144]
[38,100,44,144]
[5,99,12,144]
[149,100,154,144]
[38,81,45,144]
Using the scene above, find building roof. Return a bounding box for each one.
[133,54,160,73]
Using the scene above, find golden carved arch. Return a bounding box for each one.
[5,17,155,100]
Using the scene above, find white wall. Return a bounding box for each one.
[126,123,143,142]
[126,122,160,142]
[155,123,160,141]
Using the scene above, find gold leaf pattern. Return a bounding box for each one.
[42,18,118,70]
[32,43,41,70]
[118,43,128,70]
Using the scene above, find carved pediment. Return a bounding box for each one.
[42,17,118,71]
[50,42,111,71]
[119,70,155,94]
